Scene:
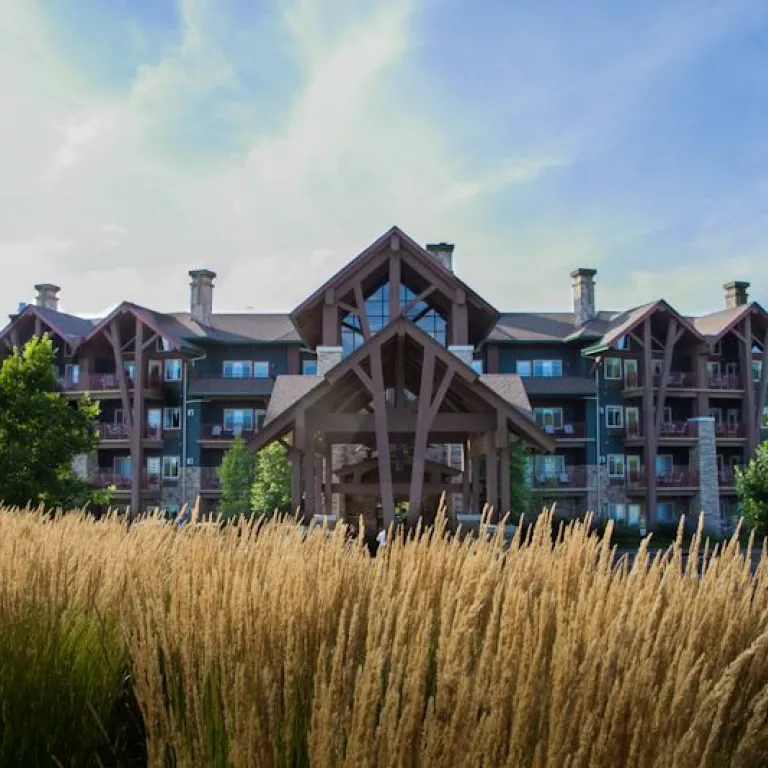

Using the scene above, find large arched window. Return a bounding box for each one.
[341,283,447,357]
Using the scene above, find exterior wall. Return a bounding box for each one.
[191,342,291,378]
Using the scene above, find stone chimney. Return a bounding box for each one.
[724,280,749,309]
[189,269,216,326]
[34,283,60,311]
[570,268,597,327]
[426,242,455,272]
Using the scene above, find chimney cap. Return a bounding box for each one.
[425,242,455,253]
[724,280,750,291]
[189,268,217,280]
[34,283,61,292]
[570,268,597,279]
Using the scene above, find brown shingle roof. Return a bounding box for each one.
[168,312,301,344]
[264,376,323,424]
[479,374,533,415]
[488,311,618,343]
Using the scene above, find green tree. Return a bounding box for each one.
[736,441,768,534]
[251,442,292,517]
[218,436,256,519]
[0,335,99,509]
[508,439,532,518]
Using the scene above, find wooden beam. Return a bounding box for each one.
[302,429,315,523]
[389,252,401,321]
[34,316,42,336]
[486,445,498,521]
[743,314,756,453]
[470,456,480,513]
[401,285,436,317]
[408,347,436,524]
[369,343,395,527]
[353,282,371,340]
[332,482,454,496]
[324,443,333,517]
[395,332,406,408]
[756,329,768,438]
[312,411,496,434]
[9,328,20,349]
[462,441,471,517]
[352,363,374,395]
[643,317,657,528]
[107,320,133,431]
[654,318,678,439]
[292,417,304,514]
[500,443,511,517]
[130,318,145,520]
[142,332,159,351]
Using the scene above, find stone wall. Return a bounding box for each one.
[183,467,201,508]
[317,346,343,377]
[689,417,721,536]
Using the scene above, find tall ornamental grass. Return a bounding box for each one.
[0,505,766,767]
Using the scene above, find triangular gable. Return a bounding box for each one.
[249,315,555,454]
[693,302,768,343]
[0,304,93,351]
[290,225,500,349]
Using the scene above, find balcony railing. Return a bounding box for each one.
[201,424,256,440]
[531,465,590,489]
[627,467,699,488]
[625,372,696,389]
[60,372,163,392]
[625,421,696,439]
[718,469,736,487]
[200,466,222,490]
[715,423,747,439]
[708,373,742,390]
[539,422,587,439]
[91,470,162,492]
[96,424,163,440]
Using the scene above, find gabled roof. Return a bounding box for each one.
[265,375,323,424]
[0,304,96,347]
[692,302,768,342]
[167,312,301,344]
[488,311,618,344]
[291,225,500,349]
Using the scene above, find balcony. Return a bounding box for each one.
[715,423,747,440]
[531,465,591,491]
[59,372,164,397]
[539,422,588,440]
[200,466,222,492]
[90,470,162,493]
[625,421,697,441]
[187,369,275,398]
[718,469,736,488]
[96,424,163,442]
[626,467,699,491]
[625,372,697,390]
[708,373,743,390]
[200,424,256,445]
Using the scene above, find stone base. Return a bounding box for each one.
[183,467,201,508]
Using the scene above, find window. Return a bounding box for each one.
[223,361,252,379]
[163,407,181,430]
[146,457,161,476]
[608,455,625,477]
[626,455,641,478]
[223,409,254,433]
[608,503,626,523]
[627,504,641,527]
[147,409,162,434]
[123,361,136,381]
[662,406,673,424]
[471,359,484,374]
[606,406,624,429]
[114,408,124,425]
[725,361,738,376]
[753,360,762,382]
[302,359,318,376]
[65,363,80,384]
[256,409,267,431]
[164,359,182,381]
[707,361,721,378]
[533,359,563,378]
[710,408,722,424]
[727,409,739,427]
[516,360,532,378]
[534,408,564,432]
[656,503,676,524]
[763,406,768,427]
[162,456,180,480]
[625,407,640,433]
[114,456,132,477]
[615,335,628,350]
[148,360,162,382]
[534,454,566,479]
[655,454,673,477]
[624,359,638,384]
[253,361,271,379]
[157,337,173,352]
[605,358,622,380]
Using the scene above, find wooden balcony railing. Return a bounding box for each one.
[96,424,163,440]
[60,372,163,392]
[201,424,256,440]
[718,469,736,487]
[715,423,747,439]
[539,422,587,438]
[531,465,590,489]
[625,421,696,439]
[626,467,699,488]
[200,467,222,490]
[625,372,696,389]
[708,373,743,390]
[91,470,162,491]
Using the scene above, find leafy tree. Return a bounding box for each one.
[736,441,768,534]
[0,335,99,509]
[508,439,532,518]
[251,442,292,517]
[217,436,256,519]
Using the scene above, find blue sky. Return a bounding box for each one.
[1,0,767,317]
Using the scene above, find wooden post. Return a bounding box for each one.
[106,320,133,432]
[314,454,323,518]
[654,318,680,439]
[643,318,657,528]
[368,345,395,528]
[486,444,498,521]
[755,329,768,440]
[471,456,480,514]
[395,332,406,408]
[389,252,401,321]
[462,441,471,516]
[324,442,334,517]
[34,316,42,337]
[500,443,511,518]
[292,416,304,515]
[743,314,756,454]
[695,348,710,417]
[130,318,145,520]
[302,427,315,524]
[409,348,435,522]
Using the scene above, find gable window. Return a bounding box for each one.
[516,360,532,378]
[533,359,562,378]
[253,361,271,379]
[604,358,622,380]
[164,359,182,382]
[608,454,625,478]
[534,408,564,432]
[223,408,254,434]
[163,407,181,430]
[162,456,180,480]
[223,361,252,379]
[606,406,624,429]
[157,337,173,352]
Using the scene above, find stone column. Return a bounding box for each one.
[183,467,201,508]
[688,417,721,536]
[316,346,343,377]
